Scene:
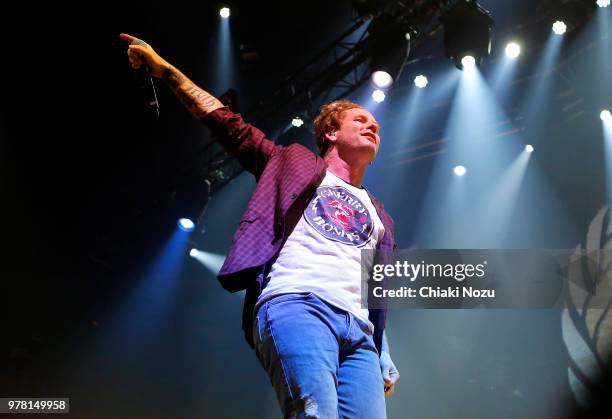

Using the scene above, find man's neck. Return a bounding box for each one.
[324,154,367,188]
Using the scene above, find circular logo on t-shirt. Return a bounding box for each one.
[304,186,374,247]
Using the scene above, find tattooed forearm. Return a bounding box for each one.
[162,65,223,119]
[162,66,186,89]
[177,86,219,119]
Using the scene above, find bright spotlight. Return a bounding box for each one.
[219,7,230,18]
[440,0,493,70]
[189,248,199,257]
[601,109,612,123]
[505,42,521,58]
[597,0,610,8]
[371,71,393,89]
[291,117,304,127]
[372,89,386,103]
[368,27,410,90]
[453,165,467,176]
[525,144,534,153]
[552,21,567,35]
[414,75,428,88]
[177,218,195,232]
[461,55,476,69]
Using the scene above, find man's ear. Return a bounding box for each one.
[324,131,337,144]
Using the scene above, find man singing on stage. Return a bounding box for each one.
[121,33,399,418]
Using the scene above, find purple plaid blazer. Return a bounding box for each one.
[204,107,396,353]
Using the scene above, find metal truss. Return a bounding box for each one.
[199,1,454,197]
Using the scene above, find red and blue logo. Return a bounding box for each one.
[304,186,374,247]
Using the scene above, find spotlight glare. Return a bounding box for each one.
[453,165,467,176]
[372,89,386,103]
[552,21,567,35]
[219,7,230,18]
[505,42,521,59]
[601,109,612,123]
[461,55,476,69]
[597,0,610,8]
[525,144,534,153]
[441,1,493,70]
[177,218,195,232]
[291,117,304,127]
[189,248,198,257]
[414,75,428,88]
[371,71,393,89]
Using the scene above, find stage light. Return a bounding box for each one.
[505,42,521,58]
[291,117,304,127]
[372,89,386,103]
[602,109,612,123]
[597,0,610,8]
[189,250,227,274]
[440,0,493,70]
[371,71,393,89]
[219,7,230,18]
[177,218,195,232]
[552,21,567,35]
[367,15,411,89]
[453,165,467,176]
[525,144,534,153]
[461,55,476,69]
[414,75,428,88]
[548,1,595,37]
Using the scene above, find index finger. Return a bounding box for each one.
[119,33,138,43]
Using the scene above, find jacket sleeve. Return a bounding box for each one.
[202,107,281,180]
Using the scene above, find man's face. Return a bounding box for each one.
[329,107,381,163]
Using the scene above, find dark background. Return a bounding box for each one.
[1,1,611,418]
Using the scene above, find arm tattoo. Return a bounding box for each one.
[162,66,186,89]
[162,66,222,119]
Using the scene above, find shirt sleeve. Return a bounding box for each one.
[202,107,281,179]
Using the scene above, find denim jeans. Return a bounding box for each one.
[253,292,386,419]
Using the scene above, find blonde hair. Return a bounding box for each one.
[313,99,363,156]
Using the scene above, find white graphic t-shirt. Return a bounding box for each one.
[255,171,385,332]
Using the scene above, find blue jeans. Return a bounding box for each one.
[253,292,387,419]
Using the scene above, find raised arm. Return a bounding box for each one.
[120,33,224,119]
[119,33,279,177]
